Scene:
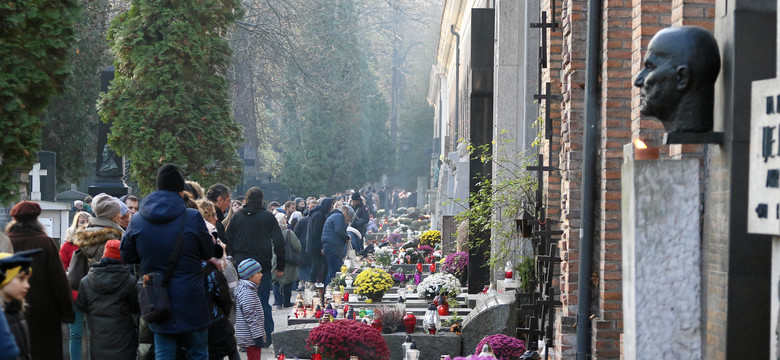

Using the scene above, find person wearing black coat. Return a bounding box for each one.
[293,213,310,291]
[203,261,239,360]
[3,300,28,360]
[350,193,370,238]
[76,241,138,360]
[224,187,285,348]
[304,198,333,284]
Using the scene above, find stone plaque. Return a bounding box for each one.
[749,78,780,235]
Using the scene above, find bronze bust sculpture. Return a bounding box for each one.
[634,26,721,133]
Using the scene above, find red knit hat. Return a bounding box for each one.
[103,240,122,261]
[10,201,41,221]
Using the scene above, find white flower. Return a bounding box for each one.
[417,273,461,299]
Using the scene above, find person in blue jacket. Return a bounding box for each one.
[120,164,214,360]
[321,205,355,286]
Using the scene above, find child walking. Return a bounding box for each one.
[235,258,266,360]
[76,240,139,360]
[0,252,33,360]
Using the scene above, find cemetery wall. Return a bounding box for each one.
[542,0,715,358]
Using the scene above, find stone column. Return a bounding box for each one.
[621,151,701,359]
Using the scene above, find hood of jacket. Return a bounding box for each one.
[138,190,187,224]
[311,198,334,215]
[240,204,266,216]
[87,259,132,294]
[72,224,123,249]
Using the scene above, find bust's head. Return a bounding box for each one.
[634,26,720,133]
[456,142,468,159]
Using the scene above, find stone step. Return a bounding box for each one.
[287,314,463,329]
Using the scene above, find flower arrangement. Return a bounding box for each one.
[474,334,527,360]
[420,230,442,247]
[443,252,469,278]
[374,247,393,267]
[306,320,391,360]
[417,272,461,300]
[353,267,393,299]
[453,356,498,360]
[417,245,435,255]
[387,233,403,245]
[374,305,404,333]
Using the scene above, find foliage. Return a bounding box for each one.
[454,137,538,269]
[417,272,461,300]
[39,0,121,187]
[374,305,404,332]
[442,252,469,278]
[353,267,393,298]
[0,0,80,204]
[515,256,534,293]
[474,334,527,360]
[420,230,441,247]
[276,0,392,195]
[306,320,390,360]
[98,0,244,194]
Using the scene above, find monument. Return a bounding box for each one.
[634,26,720,134]
[89,66,128,197]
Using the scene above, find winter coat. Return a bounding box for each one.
[203,262,236,357]
[76,258,139,360]
[352,203,370,237]
[4,300,29,360]
[72,217,125,264]
[0,232,11,253]
[305,198,333,254]
[272,229,301,286]
[293,216,311,266]
[224,204,285,273]
[0,308,19,360]
[321,209,349,258]
[121,190,214,335]
[8,230,75,360]
[235,279,265,348]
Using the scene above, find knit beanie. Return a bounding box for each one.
[10,201,41,222]
[238,258,263,280]
[103,240,122,261]
[0,253,31,288]
[92,193,121,220]
[156,164,185,192]
[116,198,130,216]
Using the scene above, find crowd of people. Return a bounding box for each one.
[0,163,416,360]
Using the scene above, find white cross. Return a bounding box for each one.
[28,163,47,201]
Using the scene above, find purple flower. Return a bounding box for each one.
[474,334,526,360]
[443,252,469,277]
[417,245,435,254]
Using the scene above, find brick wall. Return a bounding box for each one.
[544,0,715,358]
[548,0,580,357]
[593,0,635,357]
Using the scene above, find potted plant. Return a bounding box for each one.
[474,334,527,360]
[374,305,404,333]
[420,230,441,248]
[353,267,393,302]
[416,272,461,301]
[374,247,393,267]
[306,320,391,360]
[442,251,469,285]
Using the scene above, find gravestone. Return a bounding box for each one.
[748,3,780,356]
[28,163,47,202]
[37,151,56,201]
[622,148,701,359]
[89,66,128,197]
